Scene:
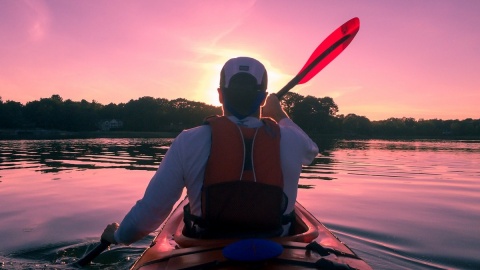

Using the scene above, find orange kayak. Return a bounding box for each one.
[131,198,372,269]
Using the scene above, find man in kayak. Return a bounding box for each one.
[102,57,319,244]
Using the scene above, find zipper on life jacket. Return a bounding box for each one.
[251,128,259,182]
[239,126,260,182]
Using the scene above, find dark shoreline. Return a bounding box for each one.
[0,129,180,140]
[1,129,479,141]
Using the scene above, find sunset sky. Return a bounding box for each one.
[1,1,479,120]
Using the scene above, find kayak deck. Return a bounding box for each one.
[131,198,372,269]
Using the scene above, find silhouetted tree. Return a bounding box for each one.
[288,95,338,133]
[0,99,25,128]
[24,95,65,129]
[122,97,169,131]
[280,92,303,116]
[342,114,371,135]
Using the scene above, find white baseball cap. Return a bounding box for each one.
[220,57,268,91]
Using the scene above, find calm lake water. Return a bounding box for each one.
[0,138,479,269]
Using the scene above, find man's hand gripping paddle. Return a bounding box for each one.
[276,17,360,99]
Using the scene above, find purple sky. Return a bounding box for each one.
[1,0,479,120]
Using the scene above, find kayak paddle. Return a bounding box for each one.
[276,17,360,99]
[75,239,111,267]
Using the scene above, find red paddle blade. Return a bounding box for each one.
[298,17,360,84]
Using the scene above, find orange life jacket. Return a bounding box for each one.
[184,116,289,238]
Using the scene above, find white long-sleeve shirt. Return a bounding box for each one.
[115,116,318,245]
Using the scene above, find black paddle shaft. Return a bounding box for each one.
[75,239,111,267]
[276,34,352,99]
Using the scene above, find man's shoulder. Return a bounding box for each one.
[177,124,211,140]
[171,125,212,159]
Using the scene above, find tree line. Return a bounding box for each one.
[0,95,221,132]
[1,93,479,138]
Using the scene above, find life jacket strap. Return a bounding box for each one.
[183,203,207,237]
